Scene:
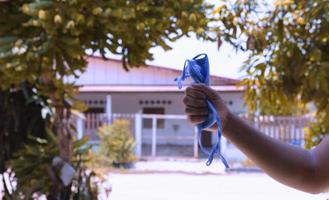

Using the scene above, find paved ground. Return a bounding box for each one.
[133,159,227,174]
[2,160,328,199]
[108,173,328,200]
[142,144,208,157]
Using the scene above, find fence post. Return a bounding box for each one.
[134,112,142,158]
[152,116,157,157]
[193,127,198,158]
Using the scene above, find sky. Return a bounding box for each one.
[107,0,251,80]
[148,36,248,79]
[146,0,250,80]
[107,37,249,79]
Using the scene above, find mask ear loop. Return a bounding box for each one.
[175,60,190,89]
[192,53,207,60]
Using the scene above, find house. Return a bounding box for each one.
[73,56,246,158]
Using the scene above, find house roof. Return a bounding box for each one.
[75,55,243,92]
[87,55,240,86]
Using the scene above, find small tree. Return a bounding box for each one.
[97,120,136,167]
[213,0,329,147]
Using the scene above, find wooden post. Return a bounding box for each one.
[151,116,157,157]
[134,112,142,157]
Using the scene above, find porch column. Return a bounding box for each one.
[134,112,142,157]
[76,116,84,139]
[105,94,112,124]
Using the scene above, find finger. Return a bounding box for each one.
[185,106,208,115]
[183,96,207,108]
[191,84,222,102]
[191,83,217,97]
[185,86,206,99]
[187,115,207,125]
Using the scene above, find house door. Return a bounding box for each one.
[201,130,212,147]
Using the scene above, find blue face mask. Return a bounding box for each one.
[175,54,229,168]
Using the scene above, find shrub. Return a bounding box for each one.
[97,119,137,167]
[5,132,100,199]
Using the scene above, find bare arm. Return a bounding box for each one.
[224,113,329,194]
[184,84,329,194]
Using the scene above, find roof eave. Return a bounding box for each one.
[78,85,245,93]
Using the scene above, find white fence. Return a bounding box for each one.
[76,113,311,159]
[240,114,310,146]
[76,113,199,158]
[83,113,136,140]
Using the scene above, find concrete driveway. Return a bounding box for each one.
[108,173,327,200]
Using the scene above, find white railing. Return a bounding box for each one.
[76,113,198,158]
[75,113,311,159]
[240,114,310,146]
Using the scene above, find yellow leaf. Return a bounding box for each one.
[293,12,306,25]
[212,5,225,14]
[21,4,29,13]
[92,7,103,15]
[66,20,75,29]
[196,27,204,35]
[189,13,197,22]
[54,14,62,24]
[38,10,46,20]
[274,0,293,6]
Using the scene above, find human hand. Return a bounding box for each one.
[183,84,231,132]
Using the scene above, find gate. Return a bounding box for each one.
[138,114,198,158]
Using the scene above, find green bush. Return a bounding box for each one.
[6,133,99,199]
[97,120,137,167]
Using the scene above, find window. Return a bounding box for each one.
[139,99,171,105]
[143,107,165,129]
[85,107,104,113]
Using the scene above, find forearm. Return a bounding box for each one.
[224,113,319,193]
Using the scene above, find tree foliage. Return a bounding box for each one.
[0,0,213,93]
[0,0,213,197]
[0,83,48,172]
[7,134,97,199]
[0,0,212,159]
[213,0,329,147]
